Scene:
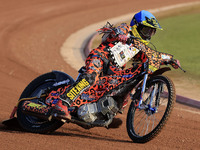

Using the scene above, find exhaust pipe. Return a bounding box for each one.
[21,101,52,121]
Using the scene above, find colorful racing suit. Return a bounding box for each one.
[46,23,173,108]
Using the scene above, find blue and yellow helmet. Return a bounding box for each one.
[130,10,162,43]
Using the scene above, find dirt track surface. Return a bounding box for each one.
[0,0,200,149]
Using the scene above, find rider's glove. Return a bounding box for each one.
[170,59,180,69]
[117,34,128,43]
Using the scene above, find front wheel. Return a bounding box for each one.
[126,75,176,143]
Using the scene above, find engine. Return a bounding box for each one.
[77,97,119,123]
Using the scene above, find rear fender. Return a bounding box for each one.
[52,70,75,85]
[52,70,75,86]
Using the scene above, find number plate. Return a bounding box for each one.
[109,42,140,67]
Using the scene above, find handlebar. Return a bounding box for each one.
[171,60,186,73]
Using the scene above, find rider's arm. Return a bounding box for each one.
[159,52,173,64]
[131,39,180,69]
[159,52,180,69]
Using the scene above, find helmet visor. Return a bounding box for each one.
[140,26,156,38]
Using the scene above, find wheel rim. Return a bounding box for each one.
[132,79,170,137]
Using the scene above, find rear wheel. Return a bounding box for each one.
[126,75,176,143]
[17,72,69,133]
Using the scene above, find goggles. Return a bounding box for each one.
[140,26,156,38]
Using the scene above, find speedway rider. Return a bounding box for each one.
[46,10,180,120]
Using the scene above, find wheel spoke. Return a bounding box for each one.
[151,114,156,130]
[144,115,152,135]
[135,112,147,134]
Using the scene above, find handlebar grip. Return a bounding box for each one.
[171,59,186,73]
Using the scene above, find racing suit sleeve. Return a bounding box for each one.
[159,52,173,64]
[132,39,176,72]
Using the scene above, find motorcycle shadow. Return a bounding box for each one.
[0,118,23,133]
[50,130,132,143]
[49,125,132,143]
[0,119,131,143]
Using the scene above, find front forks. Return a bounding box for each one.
[137,74,158,113]
[138,74,148,109]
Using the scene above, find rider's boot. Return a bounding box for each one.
[47,71,94,121]
[52,100,71,120]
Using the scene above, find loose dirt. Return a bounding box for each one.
[0,0,199,149]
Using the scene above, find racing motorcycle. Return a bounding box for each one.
[3,36,185,143]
